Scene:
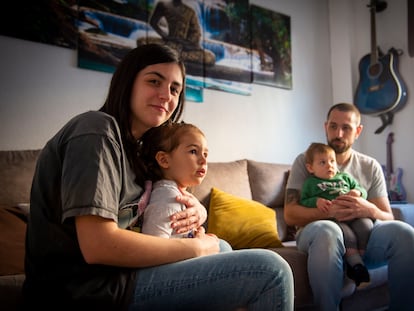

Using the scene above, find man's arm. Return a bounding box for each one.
[333,157,394,222]
[367,196,395,220]
[284,188,332,227]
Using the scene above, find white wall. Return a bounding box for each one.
[1,0,413,201]
[0,0,331,166]
[329,0,414,202]
[188,0,333,164]
[0,38,111,150]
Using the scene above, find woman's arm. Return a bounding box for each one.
[76,215,219,268]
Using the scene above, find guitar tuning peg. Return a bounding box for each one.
[376,1,387,12]
[367,0,388,12]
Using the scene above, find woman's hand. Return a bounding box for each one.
[191,226,220,256]
[170,190,207,234]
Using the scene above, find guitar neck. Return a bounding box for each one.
[370,3,378,64]
[386,132,394,176]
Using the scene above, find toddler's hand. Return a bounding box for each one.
[316,198,332,213]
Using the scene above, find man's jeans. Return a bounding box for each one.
[297,219,414,311]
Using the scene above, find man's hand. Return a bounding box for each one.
[330,194,373,221]
[170,190,207,234]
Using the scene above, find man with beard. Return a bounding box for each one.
[284,102,414,311]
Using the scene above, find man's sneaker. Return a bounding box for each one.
[347,263,371,287]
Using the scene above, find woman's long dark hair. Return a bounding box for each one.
[99,44,186,185]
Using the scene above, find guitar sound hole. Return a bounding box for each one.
[368,62,383,79]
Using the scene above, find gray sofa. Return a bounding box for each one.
[1,149,413,310]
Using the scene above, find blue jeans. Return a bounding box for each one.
[296,219,414,311]
[128,242,294,311]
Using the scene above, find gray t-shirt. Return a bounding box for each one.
[287,149,387,200]
[142,179,192,238]
[24,111,142,309]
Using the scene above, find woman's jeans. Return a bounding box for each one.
[128,241,294,311]
[296,219,414,311]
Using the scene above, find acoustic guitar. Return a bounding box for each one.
[354,0,408,134]
[382,132,406,202]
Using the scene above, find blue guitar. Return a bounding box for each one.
[354,0,408,133]
[382,132,406,203]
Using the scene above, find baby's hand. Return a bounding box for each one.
[316,198,332,213]
[347,189,362,197]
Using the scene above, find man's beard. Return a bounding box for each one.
[328,139,350,154]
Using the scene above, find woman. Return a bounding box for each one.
[23,43,294,310]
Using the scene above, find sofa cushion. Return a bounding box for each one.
[207,187,283,249]
[0,274,25,310]
[246,160,296,241]
[0,149,40,206]
[247,160,291,208]
[190,159,252,210]
[271,246,313,307]
[0,206,27,276]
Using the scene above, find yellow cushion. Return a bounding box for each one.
[207,187,283,249]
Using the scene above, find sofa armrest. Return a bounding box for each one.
[392,203,414,227]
